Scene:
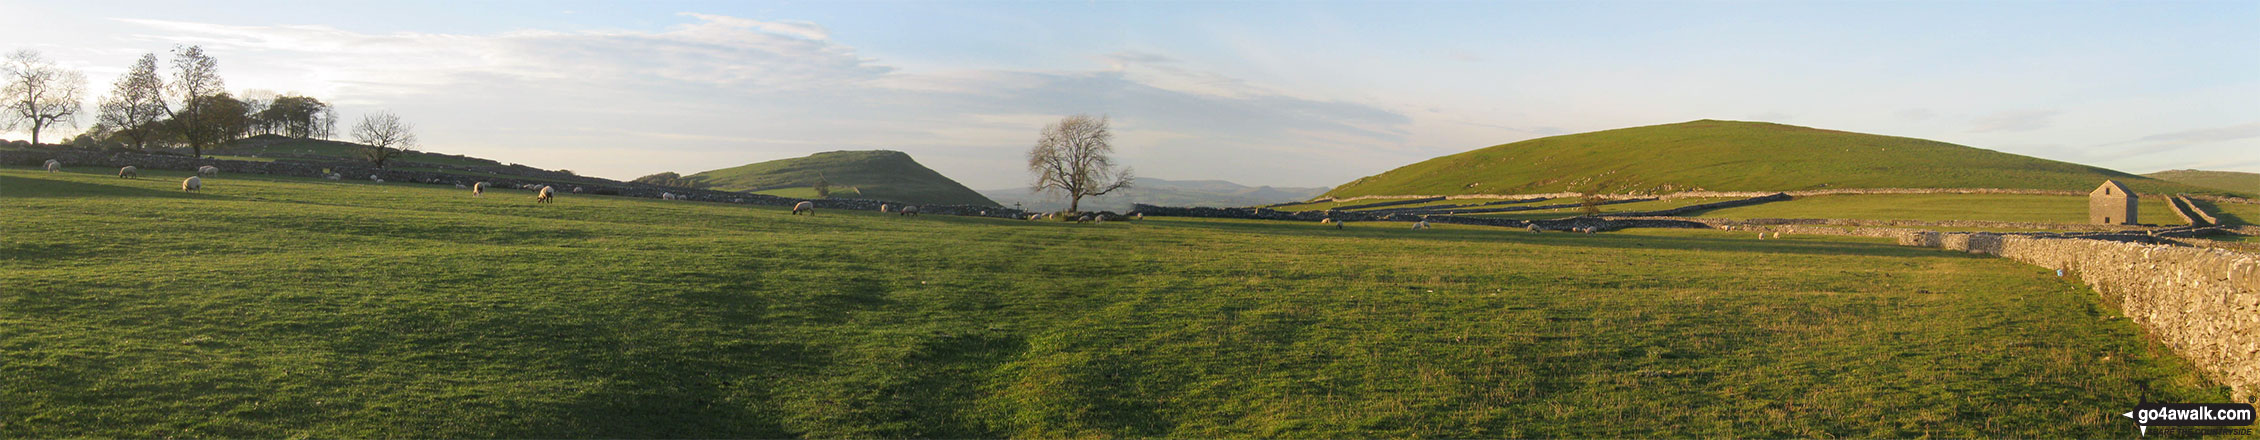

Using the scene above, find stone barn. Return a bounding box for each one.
[2089,180,2137,225]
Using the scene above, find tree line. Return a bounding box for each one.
[4,46,418,166]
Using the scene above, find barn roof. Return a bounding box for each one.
[2090,180,2136,198]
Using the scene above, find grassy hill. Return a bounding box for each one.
[1326,120,2230,198]
[980,177,1329,212]
[2,165,2231,437]
[219,134,512,169]
[2146,169,2260,195]
[686,150,998,207]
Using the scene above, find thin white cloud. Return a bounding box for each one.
[1967,109,2060,133]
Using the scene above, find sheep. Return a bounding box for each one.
[1771,232,1781,239]
[325,173,341,181]
[879,204,892,213]
[43,159,60,172]
[1411,220,1431,230]
[369,175,383,183]
[1320,218,1343,229]
[1527,225,1542,233]
[1077,215,1093,223]
[181,176,201,191]
[535,186,554,203]
[572,186,583,193]
[899,205,919,216]
[117,166,138,178]
[662,192,676,201]
[455,183,467,189]
[473,181,485,196]
[197,165,219,177]
[1132,213,1143,220]
[1092,214,1106,223]
[792,201,815,215]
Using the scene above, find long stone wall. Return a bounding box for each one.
[1987,236,2260,403]
[5,149,1030,219]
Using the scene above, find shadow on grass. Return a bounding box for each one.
[0,173,209,199]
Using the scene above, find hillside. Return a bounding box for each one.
[1326,120,2229,198]
[685,150,998,207]
[2,165,2227,437]
[2145,169,2260,194]
[980,177,1329,212]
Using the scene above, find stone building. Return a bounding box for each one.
[2089,180,2137,225]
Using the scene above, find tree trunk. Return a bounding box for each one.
[1070,195,1081,213]
[28,120,39,145]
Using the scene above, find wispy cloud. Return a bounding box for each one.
[102,14,1410,187]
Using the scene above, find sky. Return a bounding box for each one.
[2,0,2255,189]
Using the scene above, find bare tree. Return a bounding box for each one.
[312,106,337,140]
[2,50,88,145]
[1028,114,1134,213]
[351,111,417,167]
[166,45,226,157]
[97,53,169,150]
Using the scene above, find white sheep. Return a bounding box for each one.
[473,181,485,196]
[117,166,138,178]
[1412,220,1431,230]
[879,203,892,213]
[325,173,341,180]
[572,187,583,193]
[1133,213,1143,220]
[899,205,919,216]
[43,159,60,172]
[536,186,554,203]
[662,192,676,200]
[197,165,219,177]
[792,201,815,215]
[455,183,467,189]
[181,176,201,191]
[369,175,383,182]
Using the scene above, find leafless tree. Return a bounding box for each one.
[312,106,337,140]
[97,53,169,150]
[166,45,227,157]
[1028,114,1134,213]
[351,111,417,167]
[2,50,88,145]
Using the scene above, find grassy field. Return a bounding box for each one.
[1270,197,1524,212]
[754,186,863,200]
[1458,197,1741,220]
[0,167,2229,437]
[2147,169,2260,195]
[2187,199,2256,225]
[1325,120,2230,198]
[1690,194,2189,226]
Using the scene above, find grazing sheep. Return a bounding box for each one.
[1027,214,1042,221]
[44,159,60,172]
[1133,213,1143,220]
[1527,225,1542,233]
[900,205,919,216]
[473,182,486,196]
[197,165,219,176]
[572,186,583,193]
[535,186,554,203]
[1077,215,1093,223]
[1411,220,1431,230]
[1771,232,1781,239]
[662,192,676,200]
[118,166,138,178]
[792,201,815,215]
[181,176,201,191]
[324,173,340,180]
[879,204,892,213]
[455,183,467,189]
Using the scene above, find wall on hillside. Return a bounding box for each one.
[5,149,1029,219]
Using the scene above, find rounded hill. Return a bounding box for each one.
[1325,120,2223,198]
[686,150,1000,207]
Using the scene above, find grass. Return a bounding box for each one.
[1326,120,2233,198]
[1690,194,2189,226]
[1271,197,1509,212]
[2186,199,2257,226]
[0,166,2232,437]
[1457,197,1742,220]
[2146,169,2260,195]
[753,186,863,200]
[685,150,999,207]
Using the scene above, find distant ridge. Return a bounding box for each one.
[1326,120,2227,198]
[685,150,999,207]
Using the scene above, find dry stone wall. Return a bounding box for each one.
[1987,236,2260,403]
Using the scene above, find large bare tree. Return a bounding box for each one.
[1027,114,1134,213]
[97,53,169,150]
[166,45,226,157]
[351,111,417,167]
[2,50,88,145]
